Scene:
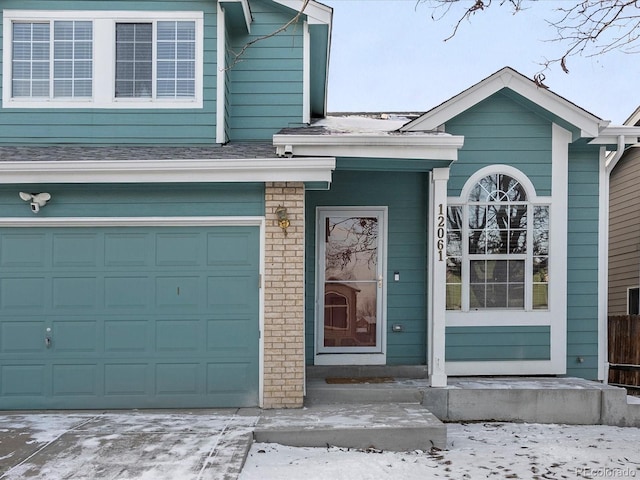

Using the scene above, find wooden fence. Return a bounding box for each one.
[608,315,640,387]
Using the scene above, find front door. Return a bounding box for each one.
[316,207,386,364]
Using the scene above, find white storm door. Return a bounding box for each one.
[316,207,386,355]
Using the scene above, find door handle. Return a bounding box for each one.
[45,327,52,348]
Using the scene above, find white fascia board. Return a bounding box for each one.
[216,2,227,144]
[402,67,604,138]
[273,134,464,160]
[589,126,640,145]
[0,158,336,184]
[272,0,332,24]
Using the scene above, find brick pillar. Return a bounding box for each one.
[263,182,305,408]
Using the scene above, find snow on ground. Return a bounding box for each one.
[239,423,640,480]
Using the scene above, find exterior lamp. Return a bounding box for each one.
[275,205,290,235]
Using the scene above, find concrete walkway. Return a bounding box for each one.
[0,377,638,479]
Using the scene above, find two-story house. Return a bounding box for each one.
[0,0,639,411]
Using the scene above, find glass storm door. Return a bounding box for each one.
[317,208,385,354]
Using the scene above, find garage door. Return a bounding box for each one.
[0,225,260,409]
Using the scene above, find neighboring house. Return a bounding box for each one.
[0,1,638,412]
[608,107,640,316]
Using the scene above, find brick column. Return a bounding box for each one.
[263,182,305,408]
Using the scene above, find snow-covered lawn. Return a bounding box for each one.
[240,423,640,479]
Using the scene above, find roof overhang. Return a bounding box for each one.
[401,67,607,140]
[218,0,252,32]
[272,0,332,25]
[273,133,464,161]
[589,126,640,145]
[0,158,336,184]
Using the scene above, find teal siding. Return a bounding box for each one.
[566,146,601,379]
[0,184,264,217]
[446,92,553,197]
[446,326,551,361]
[305,170,428,365]
[227,0,304,141]
[0,0,218,145]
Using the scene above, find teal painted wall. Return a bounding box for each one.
[0,183,264,217]
[0,0,219,145]
[446,91,553,197]
[227,0,304,141]
[566,145,600,379]
[446,326,551,361]
[305,170,428,365]
[0,0,306,144]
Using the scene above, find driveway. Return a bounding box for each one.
[0,410,259,480]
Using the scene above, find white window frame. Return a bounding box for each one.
[3,10,204,109]
[446,164,558,328]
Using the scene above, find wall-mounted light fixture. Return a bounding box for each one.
[19,192,51,214]
[275,205,290,235]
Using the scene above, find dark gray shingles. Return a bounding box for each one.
[0,143,277,162]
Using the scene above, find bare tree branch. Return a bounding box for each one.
[420,0,640,74]
[226,0,311,70]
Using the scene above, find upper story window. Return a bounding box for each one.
[3,10,203,109]
[12,20,93,99]
[446,171,550,312]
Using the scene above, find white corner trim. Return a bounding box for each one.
[551,123,570,374]
[302,21,311,125]
[273,134,464,160]
[217,3,227,144]
[598,145,608,381]
[0,158,336,184]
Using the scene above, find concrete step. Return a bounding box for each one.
[305,378,427,405]
[254,403,446,451]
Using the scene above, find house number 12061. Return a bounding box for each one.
[437,204,445,261]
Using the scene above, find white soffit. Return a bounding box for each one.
[0,158,336,184]
[589,126,640,145]
[401,67,605,139]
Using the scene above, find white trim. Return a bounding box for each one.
[599,145,608,381]
[314,206,388,363]
[551,123,570,375]
[459,164,545,202]
[401,67,605,138]
[0,216,264,227]
[3,10,204,109]
[302,21,311,125]
[274,133,464,160]
[0,215,267,407]
[216,3,227,144]
[589,126,640,145]
[0,158,336,184]
[272,0,332,25]
[429,168,449,386]
[447,360,563,376]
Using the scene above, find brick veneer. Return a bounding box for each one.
[263,182,305,408]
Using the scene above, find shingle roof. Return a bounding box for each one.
[0,143,277,162]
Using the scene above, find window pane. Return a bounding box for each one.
[446,284,462,310]
[53,21,93,98]
[508,284,525,308]
[509,260,525,282]
[533,284,548,310]
[533,206,550,256]
[115,23,151,98]
[509,230,526,254]
[177,21,196,40]
[156,21,196,99]
[177,42,195,59]
[176,80,194,97]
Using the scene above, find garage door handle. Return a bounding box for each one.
[45,328,52,348]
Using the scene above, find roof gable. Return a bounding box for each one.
[400,67,607,140]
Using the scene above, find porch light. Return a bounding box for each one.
[276,205,290,235]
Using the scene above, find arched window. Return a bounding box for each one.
[446,171,549,311]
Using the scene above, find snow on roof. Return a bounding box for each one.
[311,113,424,135]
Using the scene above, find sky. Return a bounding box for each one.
[320,0,637,125]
